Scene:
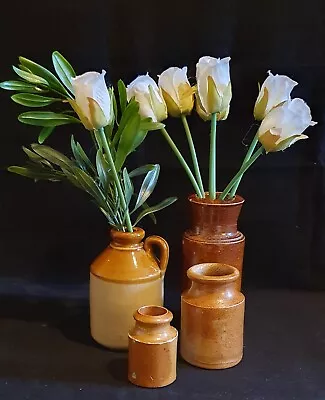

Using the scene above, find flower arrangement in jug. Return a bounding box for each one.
[0,52,177,231]
[126,57,317,200]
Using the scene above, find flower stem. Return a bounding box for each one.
[97,127,133,232]
[160,127,204,198]
[229,132,259,198]
[181,115,205,197]
[219,146,265,200]
[209,113,217,200]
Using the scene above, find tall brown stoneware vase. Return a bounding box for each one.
[182,193,245,290]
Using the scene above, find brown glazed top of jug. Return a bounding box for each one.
[90,227,162,283]
[187,193,245,238]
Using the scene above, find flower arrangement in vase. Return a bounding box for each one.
[126,57,317,288]
[0,51,177,349]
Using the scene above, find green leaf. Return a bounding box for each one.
[38,127,55,144]
[72,167,106,205]
[141,201,157,224]
[133,164,160,212]
[99,207,119,229]
[8,166,64,181]
[11,93,61,107]
[60,167,82,189]
[117,80,127,113]
[31,144,74,170]
[140,118,165,131]
[134,197,177,226]
[18,64,32,73]
[110,87,118,124]
[114,112,141,171]
[128,164,156,178]
[18,111,81,127]
[52,51,76,94]
[123,168,133,206]
[19,56,72,98]
[12,66,48,85]
[132,129,148,152]
[104,123,113,141]
[96,149,110,191]
[112,100,139,146]
[23,146,52,167]
[70,135,96,174]
[0,80,48,93]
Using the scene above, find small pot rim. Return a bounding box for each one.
[187,263,240,284]
[134,305,173,324]
[188,192,245,207]
[110,226,145,241]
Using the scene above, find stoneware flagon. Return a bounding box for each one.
[182,193,245,290]
[128,305,178,388]
[181,263,245,369]
[90,227,169,349]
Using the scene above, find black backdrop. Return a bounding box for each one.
[1,0,325,301]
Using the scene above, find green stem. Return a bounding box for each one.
[181,115,205,197]
[97,127,133,232]
[219,146,265,200]
[209,113,217,200]
[229,132,259,198]
[160,127,204,198]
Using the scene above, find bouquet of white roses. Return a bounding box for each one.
[126,58,317,200]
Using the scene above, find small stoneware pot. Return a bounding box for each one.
[128,305,178,388]
[181,263,245,369]
[182,193,245,290]
[90,227,169,350]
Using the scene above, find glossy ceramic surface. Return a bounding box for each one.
[181,263,245,369]
[128,305,178,388]
[90,228,169,349]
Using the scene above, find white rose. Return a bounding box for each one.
[158,67,194,117]
[127,74,167,122]
[196,56,232,120]
[254,71,298,121]
[71,70,113,130]
[258,98,317,152]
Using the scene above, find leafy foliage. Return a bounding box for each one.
[3,51,177,230]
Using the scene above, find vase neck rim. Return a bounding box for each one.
[134,306,173,325]
[188,193,245,207]
[110,227,145,246]
[187,263,239,284]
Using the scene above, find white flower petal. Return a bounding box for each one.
[72,70,112,128]
[196,56,231,115]
[258,98,316,151]
[127,74,167,121]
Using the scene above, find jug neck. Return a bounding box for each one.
[188,193,244,236]
[110,227,145,250]
[186,263,240,298]
[132,306,173,339]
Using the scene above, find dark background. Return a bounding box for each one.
[1,0,325,398]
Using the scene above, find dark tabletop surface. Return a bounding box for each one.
[1,288,324,400]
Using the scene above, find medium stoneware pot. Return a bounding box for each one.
[181,263,245,369]
[182,193,245,290]
[90,227,169,350]
[128,305,178,388]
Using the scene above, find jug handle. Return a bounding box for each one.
[144,236,169,277]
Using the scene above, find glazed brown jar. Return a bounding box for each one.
[90,227,169,350]
[182,193,245,290]
[128,305,178,388]
[181,263,245,369]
